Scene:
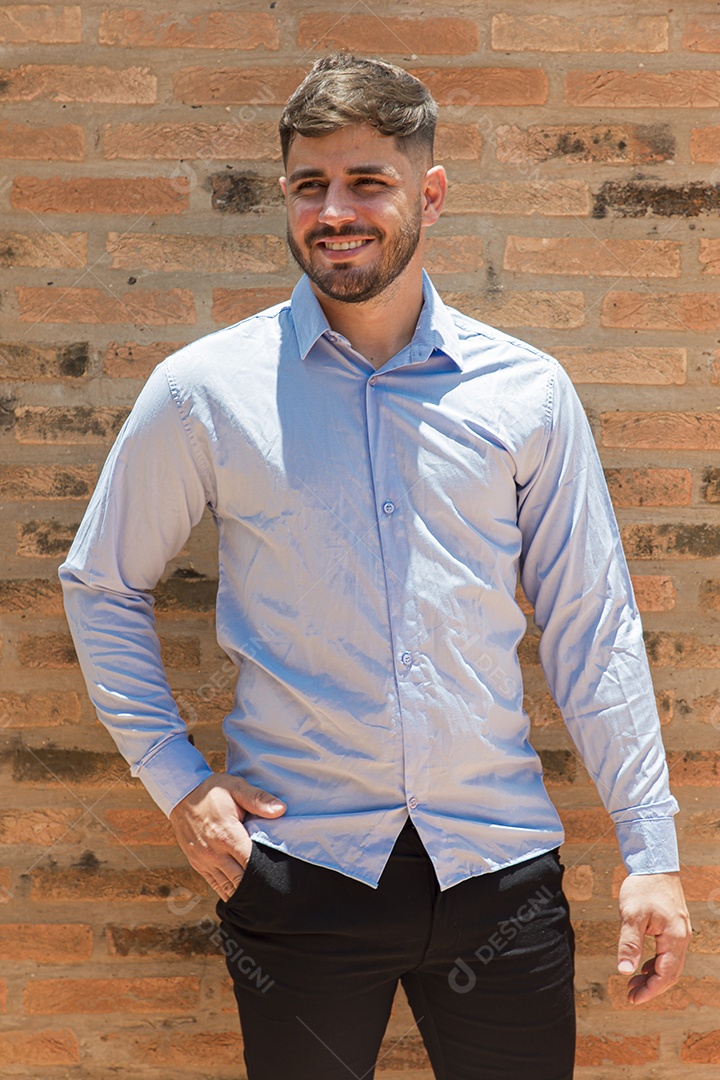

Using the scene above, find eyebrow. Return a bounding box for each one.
[287,164,401,184]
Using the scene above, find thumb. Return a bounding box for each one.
[617,922,645,974]
[230,779,286,818]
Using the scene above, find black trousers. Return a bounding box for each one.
[216,818,576,1079]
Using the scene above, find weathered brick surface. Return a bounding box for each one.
[0,5,716,1074]
[98,10,279,50]
[492,14,668,53]
[495,122,674,165]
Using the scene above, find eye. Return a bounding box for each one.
[295,180,323,191]
[355,177,385,187]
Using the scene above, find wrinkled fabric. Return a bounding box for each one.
[60,271,678,890]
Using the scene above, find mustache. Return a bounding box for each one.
[305,226,383,244]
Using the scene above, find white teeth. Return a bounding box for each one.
[323,240,367,250]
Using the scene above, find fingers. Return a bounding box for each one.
[229,778,286,819]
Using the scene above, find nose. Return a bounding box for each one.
[317,179,357,228]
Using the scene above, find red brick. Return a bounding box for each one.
[0,465,96,499]
[435,123,482,160]
[564,865,593,901]
[424,236,483,275]
[555,347,686,386]
[23,976,200,1014]
[602,411,720,450]
[602,290,720,331]
[0,924,92,963]
[608,973,720,1010]
[631,575,676,612]
[0,579,64,614]
[692,923,720,953]
[0,1028,79,1066]
[688,811,720,840]
[621,524,720,560]
[0,340,89,377]
[212,287,289,325]
[16,287,196,326]
[566,70,720,108]
[576,1034,659,1066]
[30,865,209,903]
[17,632,78,668]
[440,290,584,329]
[103,809,175,846]
[98,9,278,49]
[0,64,156,104]
[298,15,478,55]
[682,1030,720,1064]
[129,1030,246,1067]
[0,808,88,845]
[573,921,620,953]
[690,126,720,162]
[447,181,590,216]
[665,753,720,787]
[700,580,720,612]
[645,633,720,669]
[415,67,547,107]
[604,467,692,508]
[504,237,680,278]
[0,691,81,726]
[173,65,303,106]
[559,807,613,844]
[11,175,188,214]
[104,341,179,379]
[703,467,720,501]
[684,15,720,52]
[0,868,12,903]
[699,238,720,273]
[103,121,278,161]
[0,121,84,160]
[0,6,80,43]
[14,406,130,444]
[492,14,667,53]
[107,232,286,273]
[0,231,86,270]
[17,519,77,558]
[495,122,674,165]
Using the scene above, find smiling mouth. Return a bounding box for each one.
[318,238,373,252]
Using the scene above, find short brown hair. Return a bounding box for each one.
[279,53,437,166]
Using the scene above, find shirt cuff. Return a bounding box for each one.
[135,734,215,817]
[614,816,680,875]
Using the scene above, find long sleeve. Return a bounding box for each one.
[517,359,679,875]
[59,362,216,816]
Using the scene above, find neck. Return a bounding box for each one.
[310,261,424,371]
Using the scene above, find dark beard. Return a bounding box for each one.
[286,202,423,304]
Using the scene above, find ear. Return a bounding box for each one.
[421,165,447,227]
[279,176,288,198]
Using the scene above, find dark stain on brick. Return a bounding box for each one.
[210,171,283,214]
[0,393,16,430]
[51,406,129,438]
[701,466,720,504]
[107,922,221,958]
[171,567,207,580]
[75,850,102,872]
[58,342,90,377]
[539,749,576,784]
[13,746,127,784]
[53,468,95,498]
[628,523,720,558]
[643,632,660,662]
[0,241,15,266]
[154,578,218,613]
[593,181,720,219]
[19,519,77,556]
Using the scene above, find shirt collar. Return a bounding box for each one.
[290,270,464,371]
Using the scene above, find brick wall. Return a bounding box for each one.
[0,1,718,1075]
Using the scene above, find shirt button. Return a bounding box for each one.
[401,651,413,667]
[369,376,377,387]
[382,501,395,515]
[408,796,418,810]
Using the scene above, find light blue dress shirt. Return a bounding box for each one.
[60,271,679,890]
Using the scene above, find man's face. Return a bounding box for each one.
[280,124,429,304]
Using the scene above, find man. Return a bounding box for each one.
[60,53,691,1080]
